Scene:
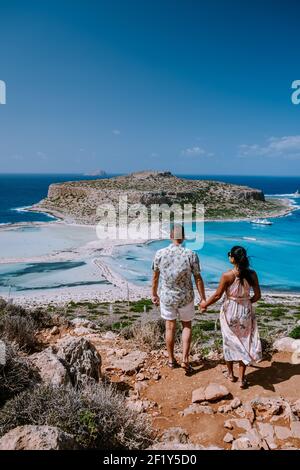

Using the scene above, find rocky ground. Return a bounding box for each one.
[0,296,300,450]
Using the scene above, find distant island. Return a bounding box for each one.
[30,170,291,224]
[83,169,107,177]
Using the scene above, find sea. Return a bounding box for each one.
[0,174,299,294]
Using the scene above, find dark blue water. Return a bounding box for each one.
[0,174,299,224]
[0,174,299,293]
[0,174,116,224]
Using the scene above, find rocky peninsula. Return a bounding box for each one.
[30,171,290,224]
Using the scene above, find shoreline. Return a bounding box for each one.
[0,196,298,308]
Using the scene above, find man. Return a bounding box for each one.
[151,223,206,372]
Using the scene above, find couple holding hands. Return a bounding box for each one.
[151,224,262,389]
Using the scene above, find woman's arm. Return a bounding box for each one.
[202,273,230,309]
[250,271,261,303]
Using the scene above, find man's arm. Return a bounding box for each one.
[194,273,206,302]
[152,270,160,305]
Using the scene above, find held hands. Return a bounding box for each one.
[199,300,207,313]
[152,294,160,306]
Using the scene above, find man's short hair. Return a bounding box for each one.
[170,223,185,240]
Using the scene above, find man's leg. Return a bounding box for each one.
[165,320,177,363]
[181,320,192,364]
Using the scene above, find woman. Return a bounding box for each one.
[201,246,262,388]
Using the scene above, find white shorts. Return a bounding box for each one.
[160,300,195,322]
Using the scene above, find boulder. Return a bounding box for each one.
[161,427,189,444]
[250,396,284,417]
[291,349,300,365]
[28,348,70,386]
[273,337,300,353]
[55,336,101,386]
[108,350,148,375]
[0,425,78,450]
[192,383,230,403]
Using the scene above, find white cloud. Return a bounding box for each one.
[181,146,214,157]
[239,136,300,160]
[112,129,121,135]
[36,151,47,160]
[150,152,159,157]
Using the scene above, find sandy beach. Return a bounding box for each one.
[0,204,299,308]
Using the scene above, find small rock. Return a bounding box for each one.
[192,383,229,403]
[291,421,300,439]
[110,350,147,375]
[136,373,145,381]
[224,420,233,430]
[218,398,241,414]
[180,404,214,417]
[273,337,300,353]
[292,399,300,417]
[70,318,97,329]
[134,381,148,394]
[257,422,274,441]
[161,427,189,444]
[102,331,118,340]
[73,326,95,336]
[153,373,161,381]
[231,437,256,450]
[50,326,59,335]
[205,383,230,401]
[223,432,234,443]
[274,426,291,440]
[229,418,252,432]
[115,349,128,358]
[230,397,242,409]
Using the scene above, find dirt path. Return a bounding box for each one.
[142,352,300,449]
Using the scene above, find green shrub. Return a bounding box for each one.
[289,326,300,339]
[0,383,153,449]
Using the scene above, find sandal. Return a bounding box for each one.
[223,371,237,382]
[239,378,249,389]
[167,360,179,369]
[181,362,194,374]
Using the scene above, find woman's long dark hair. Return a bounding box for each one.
[229,246,253,286]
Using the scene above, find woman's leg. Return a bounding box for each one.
[225,361,237,381]
[238,361,247,387]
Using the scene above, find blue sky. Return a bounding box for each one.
[0,0,300,175]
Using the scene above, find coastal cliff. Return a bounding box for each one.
[31,171,289,224]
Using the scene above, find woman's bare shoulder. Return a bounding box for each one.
[221,270,235,282]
